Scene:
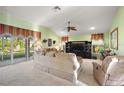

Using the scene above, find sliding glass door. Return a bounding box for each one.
[28,37,34,60]
[0,34,35,66]
[13,37,26,63]
[0,35,12,64]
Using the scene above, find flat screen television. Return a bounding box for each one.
[66,41,92,58]
[71,44,84,51]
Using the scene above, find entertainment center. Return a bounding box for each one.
[65,41,92,59]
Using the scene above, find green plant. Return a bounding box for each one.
[14,52,25,58]
[99,46,105,53]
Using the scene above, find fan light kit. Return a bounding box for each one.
[66,21,77,32]
[53,6,61,12]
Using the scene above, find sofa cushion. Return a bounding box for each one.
[55,52,71,59]
[104,58,124,85]
[33,52,81,83]
[45,51,56,57]
[93,56,124,85]
[92,62,105,85]
[102,56,112,73]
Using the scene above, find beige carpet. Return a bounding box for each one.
[77,59,100,86]
[0,59,100,86]
[0,61,73,86]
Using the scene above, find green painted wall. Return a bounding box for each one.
[0,12,60,48]
[69,34,91,41]
[40,27,60,48]
[104,31,109,48]
[109,7,124,55]
[0,13,40,31]
[69,33,109,47]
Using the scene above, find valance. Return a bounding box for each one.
[0,23,41,40]
[61,36,68,42]
[91,33,103,40]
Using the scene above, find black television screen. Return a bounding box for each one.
[71,44,84,50]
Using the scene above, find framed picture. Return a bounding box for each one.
[48,38,52,47]
[111,27,118,50]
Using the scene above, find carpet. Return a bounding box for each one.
[0,59,100,86]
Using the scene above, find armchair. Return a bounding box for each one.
[93,56,124,86]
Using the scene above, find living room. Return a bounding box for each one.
[0,6,124,86]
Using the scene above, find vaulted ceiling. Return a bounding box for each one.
[0,6,118,36]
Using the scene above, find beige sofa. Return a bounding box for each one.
[92,56,124,86]
[33,52,82,84]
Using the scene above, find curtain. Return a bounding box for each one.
[91,33,104,45]
[61,36,68,42]
[91,33,103,40]
[0,23,41,40]
[0,24,4,34]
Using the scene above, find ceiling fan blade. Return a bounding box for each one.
[71,26,75,28]
[73,29,77,31]
[72,29,77,31]
[65,21,77,32]
[70,27,77,31]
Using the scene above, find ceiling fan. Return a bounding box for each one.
[53,6,61,12]
[66,21,77,32]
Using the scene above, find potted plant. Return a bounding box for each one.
[53,40,56,44]
[42,39,47,43]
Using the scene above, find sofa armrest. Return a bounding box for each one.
[92,62,105,85]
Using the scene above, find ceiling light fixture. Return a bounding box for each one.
[61,31,64,34]
[90,26,95,30]
[53,6,61,12]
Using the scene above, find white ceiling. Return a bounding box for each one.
[0,6,118,36]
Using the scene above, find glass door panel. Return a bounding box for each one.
[0,37,2,62]
[13,37,26,63]
[28,38,34,59]
[1,36,11,62]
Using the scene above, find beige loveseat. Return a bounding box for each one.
[33,52,82,84]
[92,56,124,86]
